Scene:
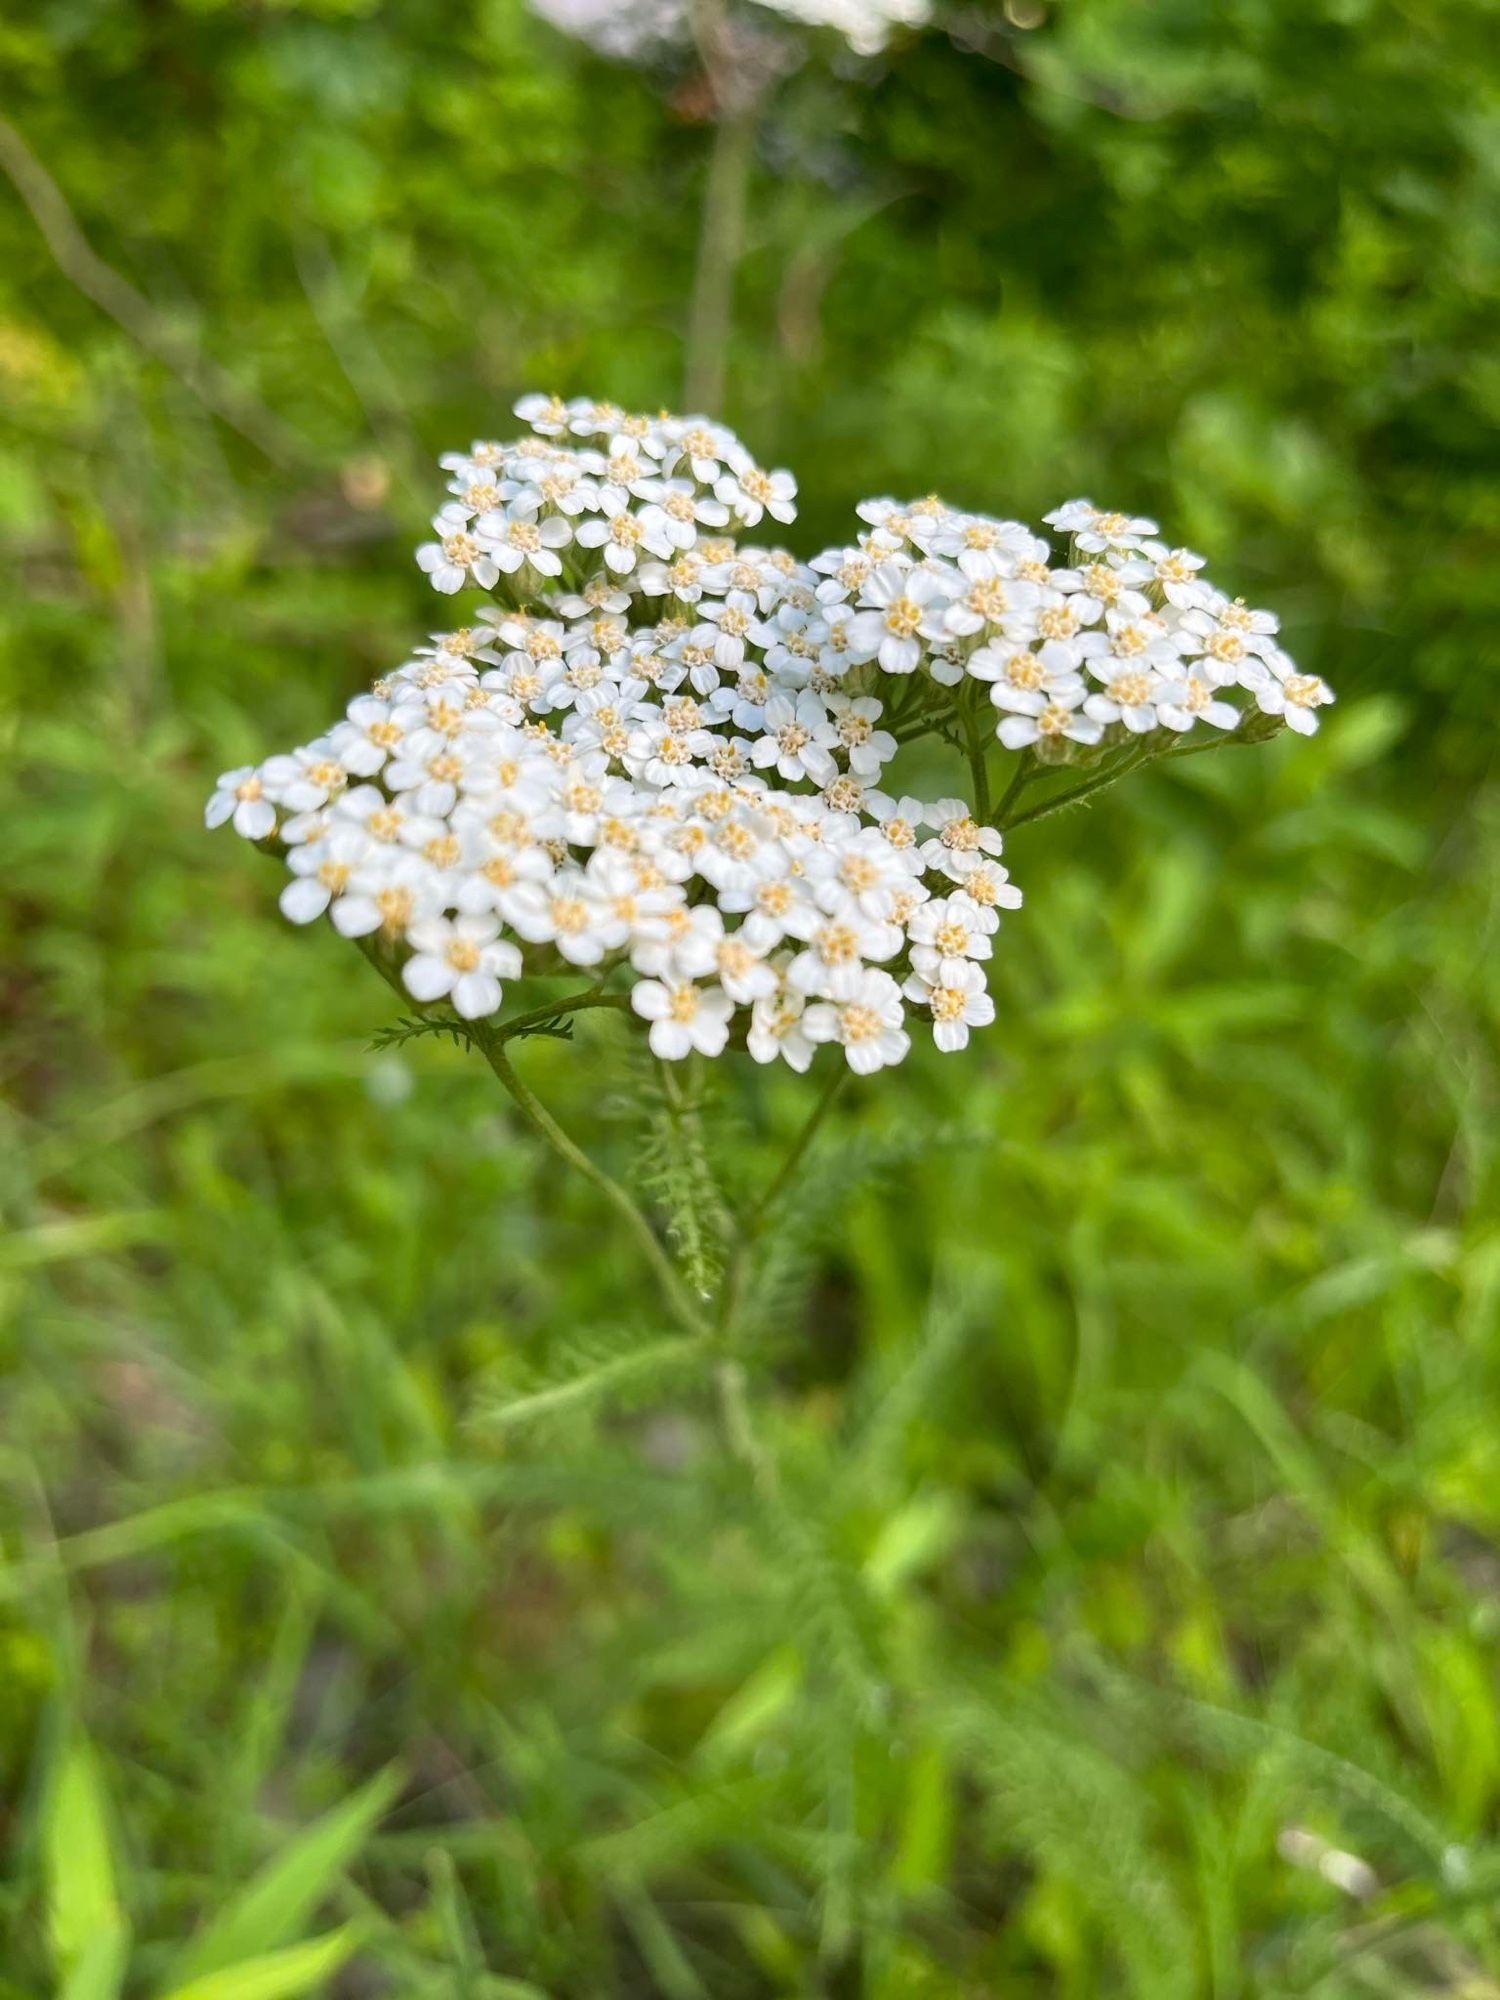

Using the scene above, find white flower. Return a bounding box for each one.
[451,835,554,923]
[802,966,910,1074]
[1083,665,1184,735]
[331,695,420,778]
[951,854,1023,914]
[515,392,571,436]
[646,477,730,541]
[919,800,1005,878]
[278,825,373,924]
[506,871,615,964]
[713,464,797,528]
[662,420,744,485]
[751,0,929,54]
[1251,660,1335,735]
[693,591,761,671]
[906,892,996,982]
[806,827,912,922]
[1044,500,1159,553]
[903,958,994,1053]
[824,693,896,777]
[1140,541,1212,608]
[866,792,927,854]
[329,849,446,941]
[784,904,901,992]
[630,977,735,1059]
[475,505,573,578]
[942,555,1039,639]
[842,562,950,674]
[991,682,1103,752]
[752,691,840,786]
[747,982,816,1071]
[575,508,673,575]
[417,508,501,594]
[711,933,779,1004]
[402,913,522,1018]
[205,766,277,839]
[211,397,1329,1079]
[1156,674,1241,733]
[1177,600,1279,685]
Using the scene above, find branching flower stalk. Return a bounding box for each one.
[208,393,1334,1461]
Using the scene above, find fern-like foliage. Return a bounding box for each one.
[370,1011,575,1054]
[635,1066,733,1299]
[370,1012,481,1053]
[470,1324,707,1434]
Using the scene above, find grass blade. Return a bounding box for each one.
[46,1736,128,1996]
[158,1926,361,2000]
[170,1769,399,1983]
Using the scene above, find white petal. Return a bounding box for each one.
[403,954,454,1002]
[279,877,331,924]
[452,972,503,1018]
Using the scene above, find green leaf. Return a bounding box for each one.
[170,1770,398,1983]
[472,1330,704,1431]
[46,1737,128,1990]
[158,1927,361,2000]
[58,1932,130,2000]
[370,1011,575,1055]
[368,1013,481,1053]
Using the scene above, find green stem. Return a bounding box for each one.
[354,937,706,1339]
[1002,747,1153,830]
[960,684,993,823]
[1004,726,1254,831]
[474,1025,711,1341]
[715,1358,779,1495]
[742,1059,848,1239]
[493,988,630,1044]
[993,752,1034,829]
[713,1058,847,1346]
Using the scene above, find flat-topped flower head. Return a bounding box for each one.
[208,392,1329,1072]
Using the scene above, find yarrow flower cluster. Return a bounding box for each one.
[208,395,1332,1073]
[816,495,1334,747]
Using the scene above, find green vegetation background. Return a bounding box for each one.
[2,1,1497,1993]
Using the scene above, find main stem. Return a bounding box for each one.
[355,939,849,1477]
[475,1026,710,1341]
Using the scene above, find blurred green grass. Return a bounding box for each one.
[3,0,1499,1992]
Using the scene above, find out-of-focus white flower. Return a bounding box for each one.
[1250,658,1336,735]
[205,766,277,839]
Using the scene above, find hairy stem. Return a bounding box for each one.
[1003,746,1153,829]
[1005,727,1255,830]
